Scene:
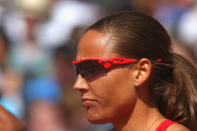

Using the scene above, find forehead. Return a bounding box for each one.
[76,30,118,60]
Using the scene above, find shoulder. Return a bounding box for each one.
[167,123,190,131]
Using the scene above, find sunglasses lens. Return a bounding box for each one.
[74,60,106,79]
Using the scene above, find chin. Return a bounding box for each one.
[87,110,110,124]
[87,117,109,124]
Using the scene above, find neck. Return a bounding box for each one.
[112,97,163,131]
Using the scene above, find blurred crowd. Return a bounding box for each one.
[0,0,196,131]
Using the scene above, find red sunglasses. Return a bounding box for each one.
[72,58,162,79]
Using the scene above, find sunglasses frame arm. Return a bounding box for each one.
[72,58,138,69]
[99,58,138,68]
[72,58,162,69]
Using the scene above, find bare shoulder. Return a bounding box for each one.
[167,123,190,131]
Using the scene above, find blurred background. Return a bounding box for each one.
[0,0,197,130]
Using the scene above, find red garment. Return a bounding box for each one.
[156,120,177,131]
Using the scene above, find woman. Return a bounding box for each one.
[72,11,197,131]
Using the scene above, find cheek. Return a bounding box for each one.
[87,68,137,123]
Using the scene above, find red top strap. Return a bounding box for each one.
[156,120,177,131]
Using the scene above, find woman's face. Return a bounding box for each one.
[73,30,137,124]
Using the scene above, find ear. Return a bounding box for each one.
[132,58,152,86]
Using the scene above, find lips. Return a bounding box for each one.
[80,97,96,108]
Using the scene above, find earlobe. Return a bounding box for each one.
[134,82,139,87]
[134,58,152,86]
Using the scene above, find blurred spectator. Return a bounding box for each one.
[154,0,194,36]
[37,0,103,50]
[0,28,8,93]
[2,0,103,56]
[0,0,6,24]
[1,1,67,131]
[27,101,67,131]
[1,0,110,130]
[23,77,67,131]
[0,28,9,70]
[0,27,25,120]
[95,0,132,11]
[53,43,75,88]
[177,2,197,47]
[8,42,52,78]
[2,0,53,46]
[0,69,24,119]
[23,77,62,105]
[129,0,160,15]
[16,0,52,19]
[0,26,25,131]
[5,0,53,78]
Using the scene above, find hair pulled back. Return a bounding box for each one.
[87,11,197,130]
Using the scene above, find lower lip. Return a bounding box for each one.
[82,100,95,108]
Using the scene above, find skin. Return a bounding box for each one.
[73,30,189,131]
[0,106,24,131]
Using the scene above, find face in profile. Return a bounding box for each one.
[73,30,138,124]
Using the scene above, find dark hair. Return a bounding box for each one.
[87,11,197,130]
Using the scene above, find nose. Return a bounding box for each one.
[73,75,89,93]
